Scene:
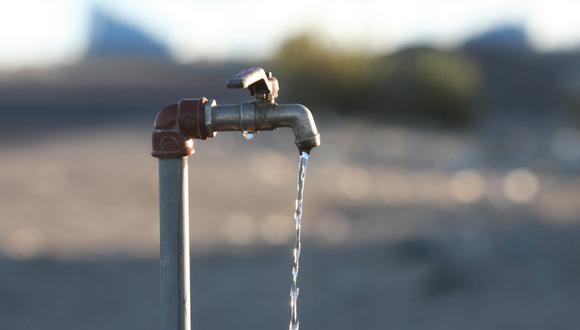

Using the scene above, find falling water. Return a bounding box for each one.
[289,151,310,330]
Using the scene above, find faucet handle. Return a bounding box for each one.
[226,67,279,103]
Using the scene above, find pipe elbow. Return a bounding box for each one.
[274,104,321,152]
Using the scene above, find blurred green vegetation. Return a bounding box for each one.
[270,34,480,126]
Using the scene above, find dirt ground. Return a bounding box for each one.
[1,119,580,329]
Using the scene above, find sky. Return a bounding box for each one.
[0,0,579,69]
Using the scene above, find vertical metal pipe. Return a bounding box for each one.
[159,158,191,330]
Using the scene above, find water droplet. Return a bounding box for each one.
[242,131,254,140]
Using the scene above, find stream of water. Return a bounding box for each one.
[289,151,310,330]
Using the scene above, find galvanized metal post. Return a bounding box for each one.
[158,157,191,330]
[152,102,197,330]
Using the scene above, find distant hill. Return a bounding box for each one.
[463,25,531,53]
[86,7,170,59]
[461,25,575,119]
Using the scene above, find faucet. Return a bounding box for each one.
[152,67,320,157]
[151,68,320,330]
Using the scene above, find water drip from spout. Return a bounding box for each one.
[242,131,254,140]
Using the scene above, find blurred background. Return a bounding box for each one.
[1,1,580,329]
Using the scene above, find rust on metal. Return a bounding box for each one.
[152,131,194,158]
[154,103,179,130]
[178,98,210,140]
[152,98,213,158]
[152,102,195,158]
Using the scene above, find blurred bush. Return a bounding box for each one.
[271,34,480,126]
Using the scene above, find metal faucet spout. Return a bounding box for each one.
[208,102,320,152]
[271,103,320,152]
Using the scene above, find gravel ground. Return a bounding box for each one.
[1,119,580,329]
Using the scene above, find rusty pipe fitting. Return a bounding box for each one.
[152,98,213,158]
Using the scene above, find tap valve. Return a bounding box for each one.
[226,67,279,105]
